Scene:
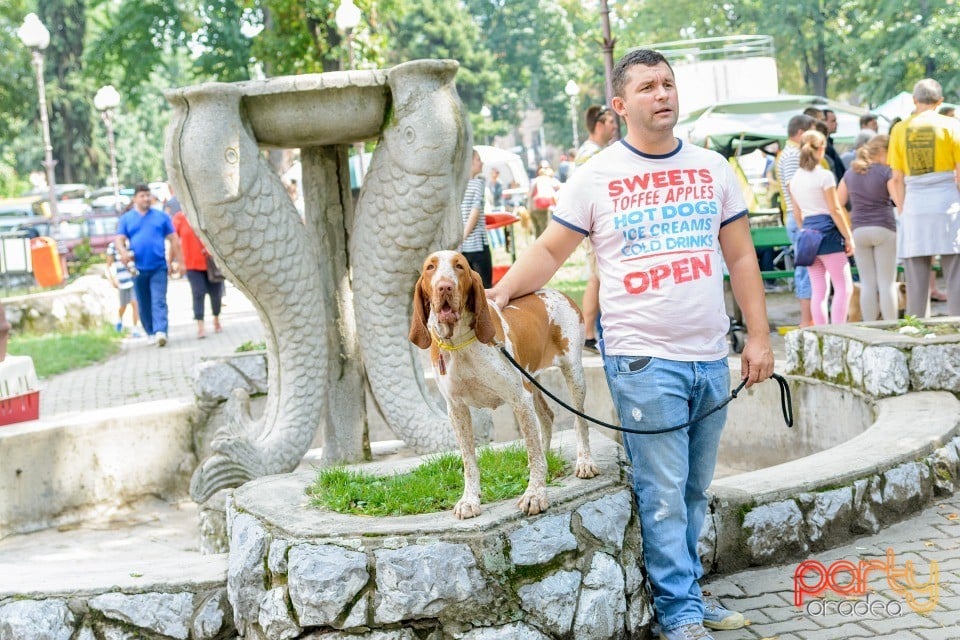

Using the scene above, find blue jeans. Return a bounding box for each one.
[602,354,730,631]
[133,267,169,336]
[785,216,811,299]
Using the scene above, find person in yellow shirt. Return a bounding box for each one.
[888,78,960,317]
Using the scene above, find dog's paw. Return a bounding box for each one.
[575,455,600,479]
[517,487,549,515]
[453,496,482,520]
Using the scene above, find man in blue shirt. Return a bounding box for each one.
[116,184,185,347]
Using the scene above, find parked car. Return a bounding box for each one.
[23,184,93,219]
[15,211,121,261]
[0,198,46,233]
[90,186,135,215]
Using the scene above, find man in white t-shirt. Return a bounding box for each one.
[488,49,773,640]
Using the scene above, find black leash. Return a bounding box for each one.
[498,346,793,435]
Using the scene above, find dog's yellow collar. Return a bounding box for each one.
[432,328,478,351]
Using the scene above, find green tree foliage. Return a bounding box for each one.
[385,0,500,134]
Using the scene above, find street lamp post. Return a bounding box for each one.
[335,0,365,183]
[17,13,58,218]
[94,85,122,212]
[479,104,492,145]
[564,80,581,150]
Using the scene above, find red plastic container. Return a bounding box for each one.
[0,390,40,426]
[492,264,510,284]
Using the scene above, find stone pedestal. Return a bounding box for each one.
[226,431,652,639]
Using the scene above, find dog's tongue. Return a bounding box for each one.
[438,308,460,323]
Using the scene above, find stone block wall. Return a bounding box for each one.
[784,322,960,397]
[0,588,234,640]
[226,432,652,640]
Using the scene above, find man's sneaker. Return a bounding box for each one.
[156,331,167,347]
[583,338,599,353]
[147,334,157,345]
[115,321,123,332]
[702,595,745,630]
[660,622,714,640]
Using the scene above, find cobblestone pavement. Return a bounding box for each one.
[39,277,264,418]
[707,495,960,640]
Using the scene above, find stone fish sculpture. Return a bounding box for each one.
[164,60,473,502]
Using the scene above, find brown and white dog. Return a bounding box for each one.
[409,250,599,519]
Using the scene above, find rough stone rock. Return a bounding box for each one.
[0,599,74,640]
[192,589,231,640]
[268,539,290,575]
[626,588,654,635]
[784,329,801,374]
[697,511,717,575]
[862,346,909,396]
[802,331,821,377]
[288,544,368,627]
[340,593,369,629]
[801,487,853,546]
[258,587,300,640]
[456,622,550,639]
[929,445,960,495]
[97,625,140,640]
[303,628,418,639]
[518,570,581,636]
[880,462,931,517]
[851,477,882,534]
[227,513,270,636]
[193,352,268,406]
[624,563,644,596]
[845,340,864,387]
[88,592,193,640]
[910,344,960,391]
[374,542,487,624]
[508,513,578,565]
[573,552,626,640]
[3,274,114,334]
[199,496,230,555]
[577,490,632,551]
[821,335,846,380]
[75,626,96,640]
[743,500,808,563]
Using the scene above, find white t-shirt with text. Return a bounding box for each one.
[553,140,747,361]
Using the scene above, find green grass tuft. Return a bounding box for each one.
[308,444,569,516]
[7,325,122,378]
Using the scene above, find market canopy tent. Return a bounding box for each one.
[677,95,886,157]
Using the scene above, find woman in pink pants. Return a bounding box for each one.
[788,129,855,325]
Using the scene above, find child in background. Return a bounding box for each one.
[105,242,142,337]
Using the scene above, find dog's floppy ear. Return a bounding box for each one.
[408,275,432,349]
[469,270,496,344]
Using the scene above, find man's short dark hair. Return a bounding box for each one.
[859,113,878,128]
[787,114,815,137]
[612,49,673,98]
[134,184,151,195]
[584,105,611,133]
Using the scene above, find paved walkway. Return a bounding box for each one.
[40,277,264,418]
[708,495,960,640]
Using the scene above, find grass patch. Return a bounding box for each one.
[308,444,569,516]
[892,315,959,337]
[236,340,266,353]
[7,325,122,378]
